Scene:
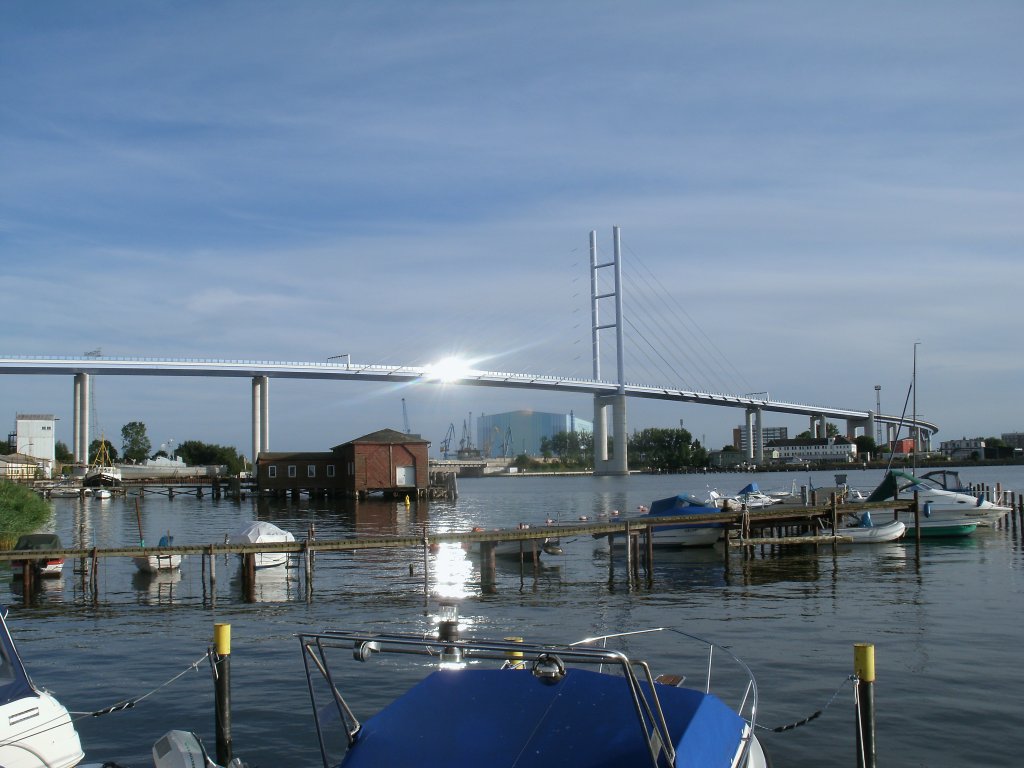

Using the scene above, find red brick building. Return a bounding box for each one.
[256,429,430,498]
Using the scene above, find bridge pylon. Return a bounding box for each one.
[591,227,629,476]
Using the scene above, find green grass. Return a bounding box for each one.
[0,482,53,548]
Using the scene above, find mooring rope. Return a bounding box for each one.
[69,649,213,721]
[756,674,856,733]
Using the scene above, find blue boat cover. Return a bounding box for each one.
[737,483,760,496]
[0,611,38,708]
[647,495,723,528]
[341,667,745,768]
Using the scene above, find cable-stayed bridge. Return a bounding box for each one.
[0,353,937,475]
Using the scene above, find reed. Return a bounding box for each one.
[0,481,53,546]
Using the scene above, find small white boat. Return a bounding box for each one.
[0,609,85,768]
[839,512,906,543]
[299,607,768,768]
[133,534,184,573]
[227,521,294,568]
[92,488,113,499]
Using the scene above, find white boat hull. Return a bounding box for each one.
[842,520,906,543]
[609,526,721,548]
[0,690,84,768]
[133,553,184,573]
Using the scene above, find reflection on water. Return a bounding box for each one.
[4,467,1022,768]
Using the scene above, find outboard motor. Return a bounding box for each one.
[152,731,248,768]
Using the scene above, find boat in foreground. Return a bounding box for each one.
[11,533,65,579]
[0,609,85,768]
[300,608,767,768]
[227,521,294,568]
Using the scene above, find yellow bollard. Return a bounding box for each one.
[214,623,231,655]
[854,643,876,768]
[214,623,233,764]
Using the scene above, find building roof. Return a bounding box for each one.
[15,414,55,421]
[256,451,336,463]
[332,429,430,450]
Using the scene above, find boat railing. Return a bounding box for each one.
[298,625,758,768]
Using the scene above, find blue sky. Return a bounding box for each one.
[2,2,1022,457]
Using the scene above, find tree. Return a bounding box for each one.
[88,438,118,464]
[854,435,876,458]
[627,427,706,472]
[54,441,73,463]
[121,421,152,464]
[175,440,246,474]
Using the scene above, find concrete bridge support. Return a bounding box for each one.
[744,408,764,464]
[593,393,628,476]
[73,373,90,463]
[251,376,269,463]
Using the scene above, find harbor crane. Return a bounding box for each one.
[439,423,455,459]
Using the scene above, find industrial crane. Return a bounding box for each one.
[439,423,455,459]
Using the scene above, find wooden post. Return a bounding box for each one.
[854,643,877,768]
[241,553,255,601]
[481,542,496,594]
[213,623,233,765]
[645,525,654,587]
[624,521,633,587]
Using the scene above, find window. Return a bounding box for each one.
[327,465,336,478]
[268,465,277,479]
[288,465,297,478]
[307,465,316,478]
[348,462,355,475]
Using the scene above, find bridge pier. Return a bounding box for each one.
[73,373,90,464]
[593,393,628,476]
[251,376,269,463]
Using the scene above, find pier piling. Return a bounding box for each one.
[854,642,877,768]
[213,623,233,765]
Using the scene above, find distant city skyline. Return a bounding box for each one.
[3,2,1022,455]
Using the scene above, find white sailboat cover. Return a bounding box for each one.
[227,521,295,546]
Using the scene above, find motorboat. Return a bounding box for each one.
[0,608,86,768]
[11,533,65,579]
[133,533,184,573]
[227,521,294,568]
[867,470,1011,526]
[299,607,769,768]
[735,483,781,508]
[470,525,560,560]
[709,483,779,510]
[602,493,725,548]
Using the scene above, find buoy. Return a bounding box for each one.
[405,495,410,507]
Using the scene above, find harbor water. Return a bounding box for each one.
[9,466,1024,767]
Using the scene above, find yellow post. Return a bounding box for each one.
[854,643,876,768]
[214,623,233,764]
[214,623,231,655]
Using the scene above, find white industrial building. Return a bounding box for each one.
[766,436,857,464]
[13,413,56,478]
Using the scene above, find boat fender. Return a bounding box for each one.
[924,502,932,518]
[976,495,984,507]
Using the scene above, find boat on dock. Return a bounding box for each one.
[299,606,768,768]
[0,609,85,768]
[227,521,294,568]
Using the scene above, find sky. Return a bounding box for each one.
[2,1,1023,459]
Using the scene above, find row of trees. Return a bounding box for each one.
[526,427,707,473]
[0,421,249,475]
